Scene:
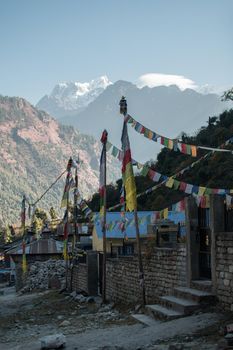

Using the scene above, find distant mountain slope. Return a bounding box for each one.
[55,81,229,161]
[0,96,119,226]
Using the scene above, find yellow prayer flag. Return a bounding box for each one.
[191,146,197,157]
[22,254,27,274]
[148,130,154,140]
[164,208,168,219]
[99,206,104,218]
[63,240,69,260]
[198,186,206,196]
[168,139,173,150]
[165,177,175,189]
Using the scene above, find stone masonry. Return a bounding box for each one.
[216,232,233,311]
[106,245,186,305]
[71,264,88,293]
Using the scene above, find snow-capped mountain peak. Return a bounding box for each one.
[37,75,112,115]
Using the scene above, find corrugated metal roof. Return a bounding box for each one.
[95,211,185,239]
[6,238,64,255]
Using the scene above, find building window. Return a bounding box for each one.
[118,244,134,256]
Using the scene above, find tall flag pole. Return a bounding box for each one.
[73,158,79,255]
[63,157,72,290]
[21,195,27,274]
[100,129,108,303]
[119,97,146,306]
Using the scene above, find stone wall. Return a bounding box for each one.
[106,245,186,305]
[71,264,88,293]
[71,252,98,295]
[216,232,233,311]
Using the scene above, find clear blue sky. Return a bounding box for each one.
[0,0,232,104]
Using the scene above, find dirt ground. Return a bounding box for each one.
[0,283,232,350]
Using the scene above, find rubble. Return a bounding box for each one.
[20,259,66,293]
[40,333,66,349]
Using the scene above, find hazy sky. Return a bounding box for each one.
[0,0,232,104]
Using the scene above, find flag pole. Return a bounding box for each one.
[21,195,27,275]
[73,165,78,248]
[119,97,146,306]
[71,162,78,290]
[100,130,108,303]
[65,157,72,290]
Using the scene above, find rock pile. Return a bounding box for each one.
[20,259,66,293]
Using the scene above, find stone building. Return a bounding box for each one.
[92,211,184,256]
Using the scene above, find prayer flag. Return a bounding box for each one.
[191,146,197,157]
[163,208,168,219]
[198,186,206,196]
[121,121,137,212]
[22,241,27,274]
[165,177,175,189]
[99,131,107,218]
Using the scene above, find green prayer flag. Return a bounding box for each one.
[111,146,118,157]
[173,179,180,190]
[141,165,149,177]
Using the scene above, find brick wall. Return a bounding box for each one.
[216,232,233,311]
[71,264,88,293]
[106,245,186,305]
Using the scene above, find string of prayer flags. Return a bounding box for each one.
[125,114,198,156]
[124,114,233,157]
[106,139,233,202]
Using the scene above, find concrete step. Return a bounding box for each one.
[146,304,184,321]
[159,295,199,315]
[131,313,161,327]
[174,287,216,305]
[191,280,213,293]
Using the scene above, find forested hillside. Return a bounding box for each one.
[0,96,119,227]
[87,108,233,212]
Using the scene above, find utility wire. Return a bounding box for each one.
[32,169,67,206]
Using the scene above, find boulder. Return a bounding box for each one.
[40,333,66,349]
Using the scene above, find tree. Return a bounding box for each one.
[31,208,48,234]
[222,87,233,102]
[49,207,58,220]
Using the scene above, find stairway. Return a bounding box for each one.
[132,285,216,324]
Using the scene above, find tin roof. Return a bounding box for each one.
[6,238,64,255]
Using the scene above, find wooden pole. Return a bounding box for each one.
[65,187,69,290]
[134,207,146,306]
[22,195,26,237]
[70,166,78,291]
[73,167,78,248]
[101,130,108,303]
